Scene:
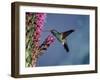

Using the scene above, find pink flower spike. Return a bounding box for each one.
[45,35,55,45]
[32,13,47,48]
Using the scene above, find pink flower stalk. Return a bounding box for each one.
[43,35,55,47]
[33,13,47,48]
[35,13,46,31]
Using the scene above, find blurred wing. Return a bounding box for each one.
[61,29,74,39]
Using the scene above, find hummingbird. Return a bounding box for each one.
[45,29,75,52]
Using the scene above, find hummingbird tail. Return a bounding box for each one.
[63,43,69,52]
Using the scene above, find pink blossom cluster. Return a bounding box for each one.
[33,13,47,48]
[44,35,55,47]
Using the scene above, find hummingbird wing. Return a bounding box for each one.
[61,29,74,40]
[63,43,69,52]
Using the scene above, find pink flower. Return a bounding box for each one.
[45,35,55,45]
[39,35,55,51]
[33,13,47,48]
[35,13,46,29]
[36,28,41,33]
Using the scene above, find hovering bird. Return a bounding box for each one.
[45,29,74,52]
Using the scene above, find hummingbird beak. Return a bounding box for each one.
[43,29,52,32]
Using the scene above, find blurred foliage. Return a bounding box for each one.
[25,13,35,67]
